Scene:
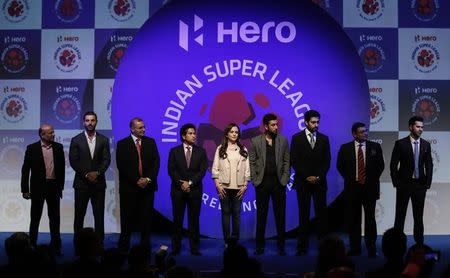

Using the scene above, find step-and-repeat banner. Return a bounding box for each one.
[1,0,449,237]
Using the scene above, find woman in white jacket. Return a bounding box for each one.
[212,123,250,242]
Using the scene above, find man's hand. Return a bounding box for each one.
[22,192,31,200]
[306,176,319,184]
[137,178,148,188]
[180,180,190,193]
[86,171,99,183]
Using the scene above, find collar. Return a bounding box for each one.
[84,131,96,139]
[183,142,193,149]
[305,128,315,137]
[40,140,52,149]
[409,135,420,143]
[354,140,365,147]
[131,134,140,142]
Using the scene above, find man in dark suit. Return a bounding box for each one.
[391,116,433,245]
[168,123,207,256]
[69,111,111,241]
[290,109,331,255]
[116,117,160,252]
[21,123,65,255]
[337,122,384,257]
[249,113,290,256]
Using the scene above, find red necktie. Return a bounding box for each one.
[357,143,365,184]
[136,138,143,177]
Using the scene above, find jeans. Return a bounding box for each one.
[220,188,242,241]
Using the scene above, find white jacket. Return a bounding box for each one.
[211,145,250,187]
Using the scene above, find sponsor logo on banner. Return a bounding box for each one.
[370,93,385,125]
[412,41,440,73]
[1,93,27,123]
[55,0,83,23]
[0,197,26,224]
[107,43,126,72]
[179,15,297,51]
[2,0,28,23]
[108,0,136,22]
[54,42,81,73]
[357,0,384,21]
[412,0,439,22]
[359,43,385,73]
[1,43,28,73]
[0,143,24,176]
[106,98,112,118]
[412,95,440,125]
[53,93,81,124]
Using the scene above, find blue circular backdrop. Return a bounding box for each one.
[112,0,369,238]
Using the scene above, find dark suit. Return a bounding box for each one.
[168,144,207,253]
[337,140,384,253]
[21,141,65,249]
[69,132,111,240]
[390,136,433,244]
[116,135,160,251]
[249,134,290,250]
[290,129,330,252]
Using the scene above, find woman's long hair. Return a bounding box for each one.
[219,123,248,159]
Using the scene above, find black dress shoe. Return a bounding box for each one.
[190,250,202,256]
[296,250,307,256]
[253,248,264,255]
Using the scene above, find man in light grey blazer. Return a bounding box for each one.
[249,113,290,256]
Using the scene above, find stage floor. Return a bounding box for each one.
[0,233,448,277]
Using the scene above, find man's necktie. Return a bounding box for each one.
[186,146,192,168]
[414,141,419,179]
[357,143,366,184]
[309,133,316,149]
[135,138,142,177]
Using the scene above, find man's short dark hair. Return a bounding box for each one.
[83,111,97,121]
[129,117,144,128]
[304,109,320,122]
[262,113,277,126]
[351,122,366,134]
[408,115,424,127]
[180,123,196,142]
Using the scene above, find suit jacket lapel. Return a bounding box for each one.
[406,137,414,162]
[36,142,46,169]
[180,144,188,169]
[81,133,92,161]
[260,135,266,166]
[351,142,357,173]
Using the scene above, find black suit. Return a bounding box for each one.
[390,136,433,244]
[69,132,111,240]
[290,129,331,252]
[21,141,65,249]
[337,140,384,253]
[116,135,160,251]
[168,144,207,253]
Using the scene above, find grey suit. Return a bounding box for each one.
[249,134,290,187]
[249,134,290,251]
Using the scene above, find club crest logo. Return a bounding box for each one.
[359,43,385,73]
[53,93,81,124]
[2,0,28,23]
[0,197,26,224]
[0,144,23,176]
[1,44,29,73]
[54,43,81,73]
[370,94,385,125]
[108,0,136,22]
[107,43,126,72]
[412,43,440,73]
[412,95,440,125]
[55,0,83,23]
[1,94,27,123]
[357,0,384,21]
[412,0,439,22]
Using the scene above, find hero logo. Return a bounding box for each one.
[179,15,296,51]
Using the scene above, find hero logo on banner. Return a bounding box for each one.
[178,14,297,52]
